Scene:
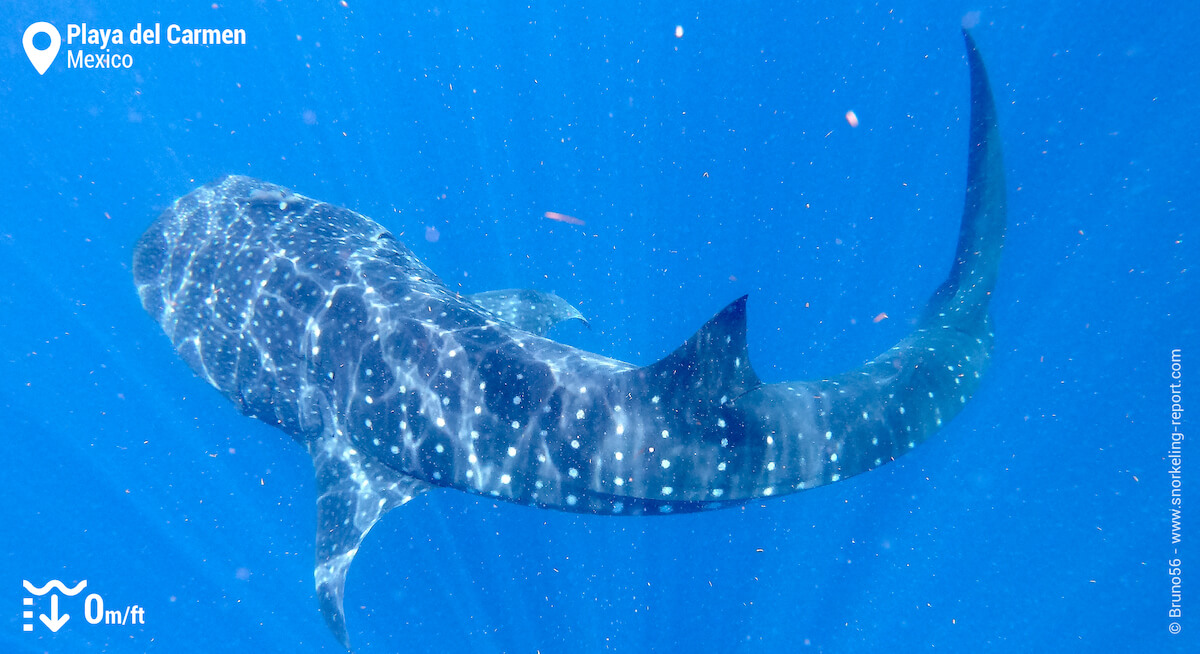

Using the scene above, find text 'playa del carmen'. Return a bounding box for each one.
[67,22,246,69]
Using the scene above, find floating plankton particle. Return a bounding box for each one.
[544,211,585,226]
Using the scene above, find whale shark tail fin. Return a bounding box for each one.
[923,29,1007,330]
[721,30,1007,500]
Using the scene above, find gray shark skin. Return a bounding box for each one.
[132,31,1004,651]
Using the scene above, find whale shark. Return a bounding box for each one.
[133,30,1005,649]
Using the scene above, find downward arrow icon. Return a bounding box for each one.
[39,594,69,632]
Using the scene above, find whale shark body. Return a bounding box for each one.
[134,31,1005,649]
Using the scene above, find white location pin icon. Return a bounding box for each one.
[23,22,61,75]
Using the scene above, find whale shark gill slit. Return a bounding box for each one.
[133,30,1005,650]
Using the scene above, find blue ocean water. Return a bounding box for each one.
[1,2,1194,652]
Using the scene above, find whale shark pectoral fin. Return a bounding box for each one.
[467,288,589,336]
[310,435,429,651]
[623,295,761,407]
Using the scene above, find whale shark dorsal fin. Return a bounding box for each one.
[467,288,589,336]
[624,295,761,405]
[310,435,430,651]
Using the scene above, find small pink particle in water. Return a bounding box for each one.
[425,226,441,242]
[544,211,585,226]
